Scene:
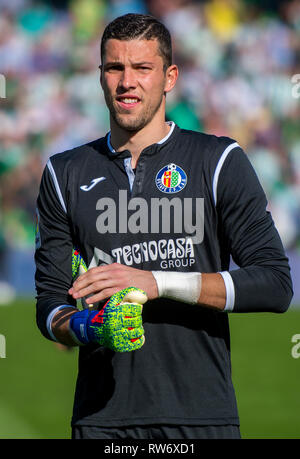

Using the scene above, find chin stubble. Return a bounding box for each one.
[105,88,165,132]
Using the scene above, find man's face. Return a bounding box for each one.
[100,38,173,132]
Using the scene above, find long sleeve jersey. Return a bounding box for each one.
[35,122,293,428]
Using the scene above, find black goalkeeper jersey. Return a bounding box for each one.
[35,122,293,427]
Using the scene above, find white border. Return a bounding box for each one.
[219,271,235,311]
[212,142,239,206]
[47,159,67,213]
[157,121,175,144]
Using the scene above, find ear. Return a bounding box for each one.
[164,65,178,94]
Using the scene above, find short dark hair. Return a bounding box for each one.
[101,13,172,70]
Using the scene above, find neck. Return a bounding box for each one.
[109,117,171,168]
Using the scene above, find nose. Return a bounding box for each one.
[118,67,137,91]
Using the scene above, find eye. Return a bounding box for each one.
[105,64,123,73]
[135,65,152,73]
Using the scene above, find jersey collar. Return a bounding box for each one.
[106,121,177,159]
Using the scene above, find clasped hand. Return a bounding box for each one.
[69,262,158,305]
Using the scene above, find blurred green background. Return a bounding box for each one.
[0,0,300,440]
[0,298,299,439]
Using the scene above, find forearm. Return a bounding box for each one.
[48,271,226,348]
[69,264,227,312]
[198,273,226,311]
[229,264,293,313]
[50,288,146,352]
[152,270,226,311]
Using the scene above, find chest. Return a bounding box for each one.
[69,149,217,270]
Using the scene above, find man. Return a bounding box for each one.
[35,13,293,439]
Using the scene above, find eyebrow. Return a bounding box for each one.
[103,61,155,68]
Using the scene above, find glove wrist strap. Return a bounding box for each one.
[69,309,98,345]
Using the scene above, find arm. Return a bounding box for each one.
[68,263,226,311]
[35,164,146,350]
[216,145,293,313]
[51,307,78,346]
[35,158,149,351]
[52,270,226,346]
[197,272,226,310]
[35,159,77,342]
[51,287,147,351]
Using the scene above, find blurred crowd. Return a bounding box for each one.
[0,0,299,288]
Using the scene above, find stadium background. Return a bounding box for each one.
[0,0,299,439]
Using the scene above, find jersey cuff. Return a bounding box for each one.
[219,271,235,311]
[46,305,77,341]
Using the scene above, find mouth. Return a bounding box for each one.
[116,95,141,109]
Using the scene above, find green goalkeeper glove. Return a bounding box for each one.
[72,248,88,279]
[69,287,147,352]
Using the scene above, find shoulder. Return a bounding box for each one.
[177,128,240,160]
[47,137,107,171]
[42,137,108,203]
[177,128,242,182]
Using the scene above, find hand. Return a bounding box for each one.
[68,263,158,306]
[89,287,147,352]
[69,287,147,352]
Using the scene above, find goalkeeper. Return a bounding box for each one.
[35,13,293,440]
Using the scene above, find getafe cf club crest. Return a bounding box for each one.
[155,163,187,193]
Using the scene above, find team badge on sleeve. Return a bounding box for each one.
[155,163,187,193]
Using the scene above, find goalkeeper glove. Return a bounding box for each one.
[69,287,147,352]
[72,248,88,279]
[72,247,95,309]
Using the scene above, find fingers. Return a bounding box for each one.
[120,302,143,317]
[84,288,117,306]
[117,334,145,352]
[68,264,153,304]
[70,264,122,290]
[118,326,145,352]
[122,311,144,350]
[104,301,145,352]
[69,268,114,300]
[122,314,143,329]
[83,287,148,308]
[107,303,143,330]
[69,270,137,304]
[129,334,145,350]
[105,326,145,352]
[126,325,144,341]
